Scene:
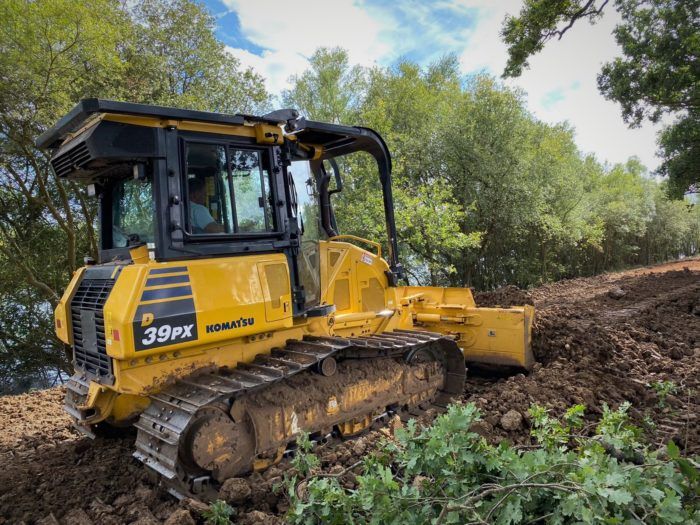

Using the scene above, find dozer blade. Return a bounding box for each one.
[457,304,535,369]
[397,287,536,370]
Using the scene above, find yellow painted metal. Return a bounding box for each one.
[54,267,85,345]
[60,237,534,426]
[328,235,382,258]
[394,286,535,369]
[254,123,284,144]
[104,252,293,362]
[95,113,287,144]
[337,414,372,437]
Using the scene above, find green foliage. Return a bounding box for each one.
[597,0,699,126]
[291,431,320,478]
[283,47,366,124]
[202,500,234,525]
[285,403,700,524]
[529,404,585,449]
[0,0,269,392]
[501,0,610,78]
[659,113,700,198]
[129,0,268,114]
[284,49,700,290]
[501,0,700,195]
[650,380,678,408]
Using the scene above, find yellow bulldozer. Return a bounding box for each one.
[37,99,534,498]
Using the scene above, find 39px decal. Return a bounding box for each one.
[133,298,198,351]
[141,323,194,346]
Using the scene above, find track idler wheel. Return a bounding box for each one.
[182,406,255,482]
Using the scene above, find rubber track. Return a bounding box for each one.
[133,330,462,496]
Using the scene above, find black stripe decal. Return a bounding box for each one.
[146,274,190,287]
[149,266,188,275]
[141,285,193,302]
[133,298,197,351]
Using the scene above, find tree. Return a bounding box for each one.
[501,0,700,196]
[283,47,367,124]
[0,0,269,392]
[129,0,268,114]
[284,47,699,289]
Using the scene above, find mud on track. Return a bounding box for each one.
[1,259,698,524]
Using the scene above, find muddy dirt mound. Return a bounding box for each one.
[473,285,533,308]
[0,389,181,524]
[465,265,699,454]
[0,259,698,524]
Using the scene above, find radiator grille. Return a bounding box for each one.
[70,277,115,383]
[51,142,91,178]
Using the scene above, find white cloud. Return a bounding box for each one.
[227,46,309,95]
[456,0,662,170]
[222,0,390,93]
[222,0,663,170]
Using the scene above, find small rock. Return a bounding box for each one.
[500,410,523,431]
[220,477,252,503]
[164,509,195,525]
[262,466,281,481]
[469,420,494,438]
[35,514,60,525]
[328,464,345,475]
[63,509,93,525]
[351,441,365,456]
[387,414,403,436]
[321,452,338,464]
[134,484,154,502]
[607,287,626,299]
[181,498,209,518]
[112,494,133,508]
[411,475,429,489]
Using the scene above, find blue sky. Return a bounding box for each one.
[203,0,662,171]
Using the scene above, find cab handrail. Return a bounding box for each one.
[328,235,382,259]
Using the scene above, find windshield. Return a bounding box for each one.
[289,160,321,307]
[289,160,320,241]
[110,176,154,248]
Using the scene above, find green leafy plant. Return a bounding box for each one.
[291,431,320,477]
[202,500,234,525]
[285,402,699,524]
[651,380,678,408]
[529,403,585,450]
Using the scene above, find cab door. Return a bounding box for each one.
[257,260,292,322]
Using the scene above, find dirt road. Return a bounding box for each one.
[1,259,697,524]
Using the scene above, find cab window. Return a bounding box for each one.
[185,143,274,235]
[111,176,154,247]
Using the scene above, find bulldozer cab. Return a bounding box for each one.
[36,99,402,316]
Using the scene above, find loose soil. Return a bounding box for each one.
[1,259,698,524]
